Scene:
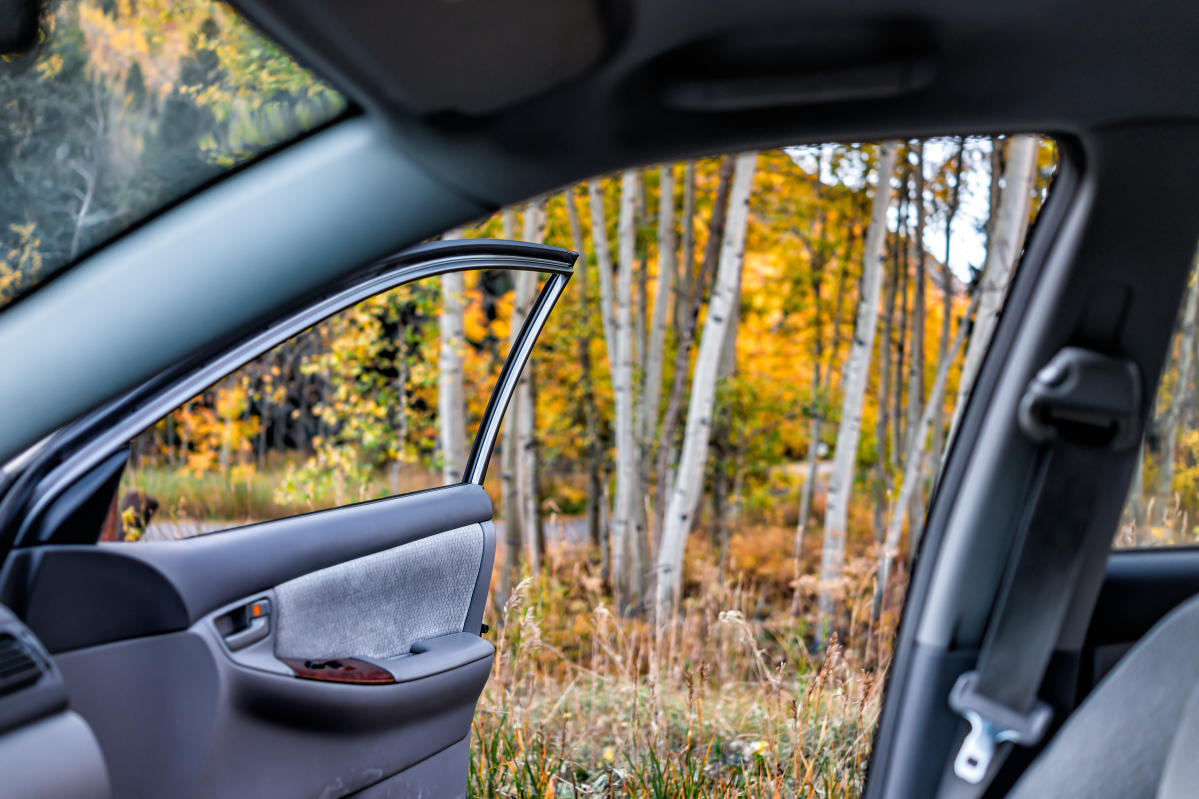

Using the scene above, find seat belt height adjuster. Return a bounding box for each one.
[949,671,1053,784]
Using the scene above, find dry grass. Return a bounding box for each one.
[471,537,902,798]
[121,462,444,523]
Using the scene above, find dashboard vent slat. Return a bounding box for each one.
[0,634,42,696]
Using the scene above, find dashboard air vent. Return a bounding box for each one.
[0,634,42,697]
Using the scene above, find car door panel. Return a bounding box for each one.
[0,241,574,798]
[4,484,494,654]
[55,633,489,798]
[35,487,498,798]
[346,737,470,799]
[0,711,110,799]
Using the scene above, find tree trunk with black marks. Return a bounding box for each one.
[655,151,759,623]
[817,142,900,645]
[905,143,927,530]
[565,190,606,566]
[641,164,675,455]
[874,291,979,619]
[611,171,644,607]
[517,201,546,573]
[654,157,737,534]
[438,227,468,484]
[952,135,1038,430]
[587,182,618,366]
[1157,272,1199,516]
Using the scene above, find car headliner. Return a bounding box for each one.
[235,0,1199,201]
[0,0,1196,459]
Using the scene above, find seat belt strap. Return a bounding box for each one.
[946,347,1141,794]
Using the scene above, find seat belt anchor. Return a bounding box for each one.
[1018,346,1141,450]
[948,671,1053,784]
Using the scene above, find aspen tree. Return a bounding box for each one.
[655,151,759,620]
[817,142,900,642]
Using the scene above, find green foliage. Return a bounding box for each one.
[286,285,442,496]
[275,445,379,512]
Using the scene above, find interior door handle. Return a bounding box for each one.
[225,615,269,650]
[217,598,271,651]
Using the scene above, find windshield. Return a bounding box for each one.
[0,0,347,309]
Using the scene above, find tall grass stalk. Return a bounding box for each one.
[470,543,896,798]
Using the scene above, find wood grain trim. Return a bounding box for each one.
[280,657,395,684]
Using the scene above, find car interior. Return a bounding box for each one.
[0,0,1198,797]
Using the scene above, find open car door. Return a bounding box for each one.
[0,239,574,798]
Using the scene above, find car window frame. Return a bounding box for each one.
[0,240,574,550]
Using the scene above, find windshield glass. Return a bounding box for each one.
[0,0,346,309]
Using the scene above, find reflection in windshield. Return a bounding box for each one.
[0,0,346,309]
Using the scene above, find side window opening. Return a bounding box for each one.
[1117,248,1199,549]
[110,268,540,542]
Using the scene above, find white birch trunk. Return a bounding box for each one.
[676,161,696,334]
[587,181,618,367]
[498,206,523,601]
[1157,272,1199,510]
[641,164,675,447]
[516,201,546,572]
[874,291,979,619]
[718,266,743,378]
[611,171,642,603]
[654,151,759,621]
[929,139,966,481]
[438,227,468,484]
[906,145,927,529]
[951,136,1038,429]
[566,190,607,565]
[816,142,900,638]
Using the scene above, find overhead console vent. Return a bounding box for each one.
[0,634,43,697]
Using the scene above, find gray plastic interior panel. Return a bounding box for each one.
[348,735,469,799]
[0,711,110,799]
[55,629,491,798]
[7,484,493,653]
[274,524,483,660]
[384,633,494,683]
[110,483,493,622]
